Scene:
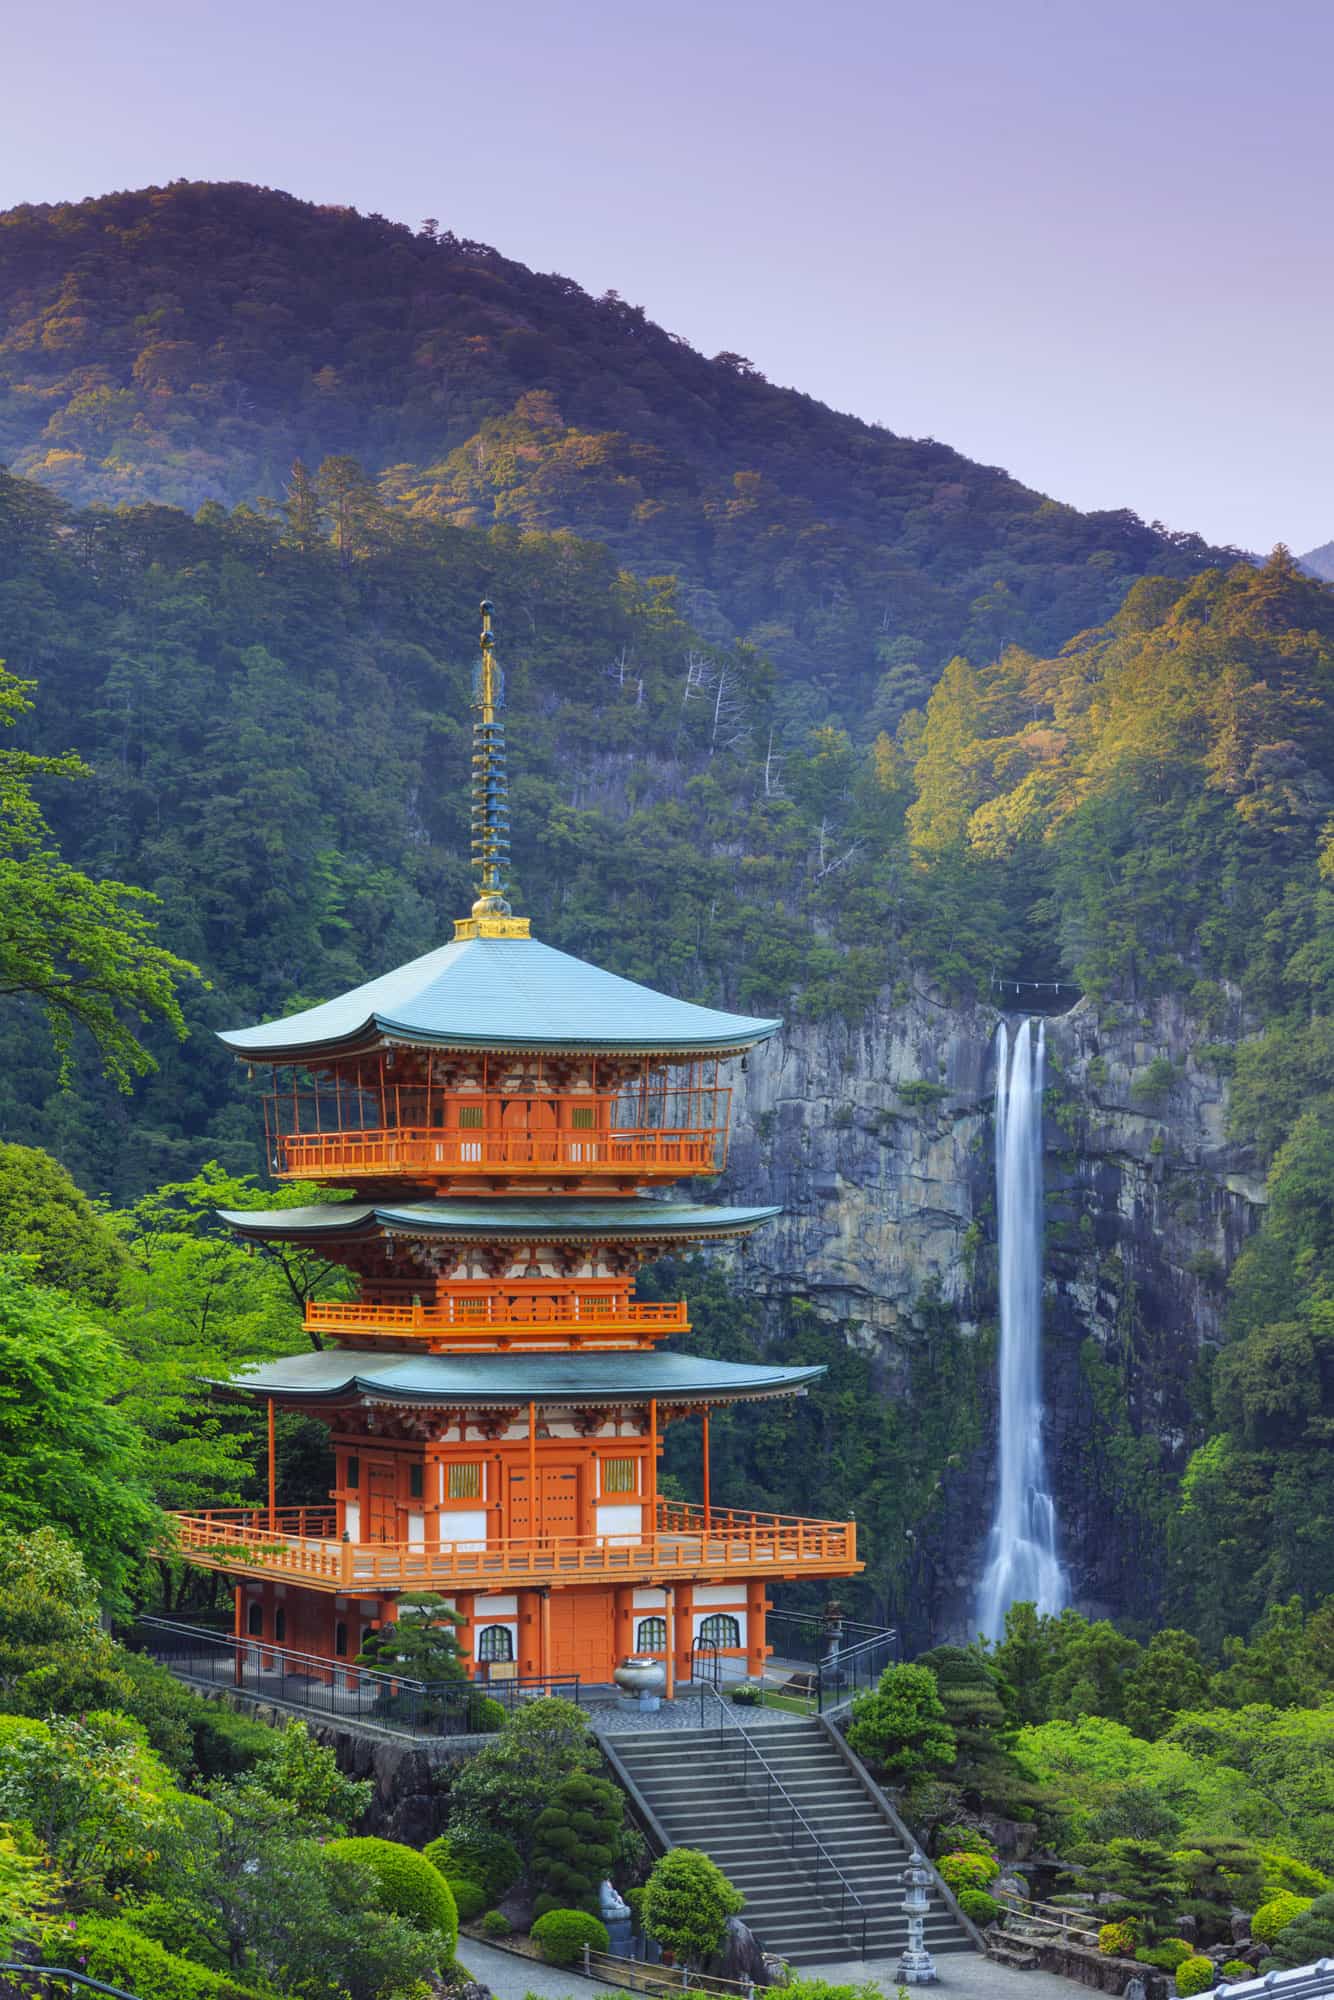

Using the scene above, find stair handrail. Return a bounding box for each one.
[697,1682,868,1960]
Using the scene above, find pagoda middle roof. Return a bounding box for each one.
[217,1198,782,1244]
[213,1347,825,1410]
[218,934,780,1062]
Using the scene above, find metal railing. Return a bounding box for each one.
[995,1892,1101,1949]
[131,1616,580,1738]
[698,1680,868,1959]
[765,1608,898,1711]
[169,1500,860,1591]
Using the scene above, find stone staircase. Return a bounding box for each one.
[604,1718,974,1967]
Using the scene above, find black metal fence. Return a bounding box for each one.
[130,1617,580,1737]
[763,1608,899,1712]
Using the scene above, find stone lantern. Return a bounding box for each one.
[896,1848,937,1986]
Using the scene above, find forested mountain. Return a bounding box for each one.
[0,181,1240,715]
[1300,540,1334,582]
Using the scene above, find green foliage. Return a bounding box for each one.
[1136,1938,1194,1970]
[0,1263,158,1605]
[917,1645,1035,1810]
[448,1697,598,1853]
[446,1876,487,1922]
[1271,1889,1334,1966]
[323,1837,458,1950]
[531,1773,624,1914]
[0,1711,179,1902]
[0,1824,49,1950]
[356,1593,467,1685]
[846,1664,956,1782]
[0,660,196,1089]
[1219,1963,1251,1980]
[41,1914,266,1999]
[531,1907,610,1965]
[956,1889,1000,1924]
[425,1828,522,1903]
[1124,1631,1212,1740]
[641,1848,744,1965]
[1174,1955,1217,1995]
[480,1910,512,1937]
[937,1852,1000,1892]
[0,1528,135,1719]
[1097,1921,1139,1957]
[1171,1837,1265,1942]
[1251,1891,1314,1943]
[0,1144,126,1304]
[248,1719,370,1832]
[936,1824,997,1860]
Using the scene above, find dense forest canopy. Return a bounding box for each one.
[0,181,1241,713]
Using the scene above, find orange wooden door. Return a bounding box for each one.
[366,1462,397,1542]
[548,1589,613,1682]
[508,1464,581,1542]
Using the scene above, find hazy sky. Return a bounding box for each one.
[6,0,1331,554]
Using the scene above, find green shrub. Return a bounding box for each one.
[41,1915,264,1999]
[1271,1889,1334,1967]
[1220,1962,1251,1980]
[480,1910,512,1938]
[846,1663,955,1782]
[447,1877,487,1923]
[1098,1920,1139,1957]
[1136,1938,1194,1971]
[956,1889,999,1925]
[624,1886,645,1929]
[1252,1891,1313,1943]
[425,1827,522,1903]
[325,1836,458,1957]
[937,1851,1000,1892]
[531,1773,623,1914]
[1260,1850,1329,1898]
[467,1694,507,1733]
[531,1908,610,1966]
[936,1824,997,1860]
[642,1848,744,1965]
[1175,1957,1216,1997]
[729,1683,761,1706]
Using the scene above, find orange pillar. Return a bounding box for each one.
[454,1592,475,1679]
[539,1590,552,1680]
[517,1589,542,1677]
[746,1581,767,1680]
[527,1400,537,1533]
[701,1409,711,1530]
[267,1398,277,1531]
[648,1399,658,1527]
[613,1584,635,1665]
[663,1585,676,1700]
[233,1583,244,1686]
[672,1583,694,1687]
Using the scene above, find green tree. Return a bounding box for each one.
[1076,1838,1188,1938]
[0,1144,126,1304]
[1122,1630,1211,1740]
[449,1696,599,1851]
[0,1261,158,1605]
[531,1772,624,1915]
[642,1847,744,1965]
[846,1663,957,1781]
[356,1593,467,1684]
[0,661,196,1087]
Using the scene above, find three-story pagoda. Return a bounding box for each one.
[174,605,859,1689]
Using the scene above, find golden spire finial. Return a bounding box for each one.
[454,600,530,940]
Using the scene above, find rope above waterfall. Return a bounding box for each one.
[988,969,1079,1000]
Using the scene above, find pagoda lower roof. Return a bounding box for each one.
[217,934,780,1062]
[217,1198,780,1244]
[212,1348,824,1410]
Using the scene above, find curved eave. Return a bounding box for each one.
[217,1200,782,1245]
[208,1354,826,1410]
[218,1016,780,1063]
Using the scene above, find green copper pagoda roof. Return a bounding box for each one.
[217,934,780,1062]
[218,1198,780,1244]
[213,1348,824,1410]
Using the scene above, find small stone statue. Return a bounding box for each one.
[599,1880,630,1921]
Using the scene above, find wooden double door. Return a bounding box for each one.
[365,1460,398,1543]
[507,1462,581,1543]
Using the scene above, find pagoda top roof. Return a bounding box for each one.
[217,934,780,1062]
[213,1347,824,1410]
[218,1197,780,1244]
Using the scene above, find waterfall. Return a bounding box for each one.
[975,1017,1069,1641]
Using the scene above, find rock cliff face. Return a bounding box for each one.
[716,983,1264,1639]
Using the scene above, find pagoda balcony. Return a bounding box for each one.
[169,1499,860,1594]
[304,1294,689,1345]
[272,1124,724,1183]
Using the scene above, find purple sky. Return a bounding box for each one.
[7,0,1331,554]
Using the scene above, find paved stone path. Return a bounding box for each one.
[460,1936,1093,2000]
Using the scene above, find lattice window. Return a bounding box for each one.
[698,1613,741,1647]
[570,1105,595,1129]
[447,1462,482,1500]
[477,1624,514,1663]
[457,1105,484,1129]
[602,1457,636,1494]
[636,1616,668,1651]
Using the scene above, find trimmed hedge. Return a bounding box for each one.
[937,1851,1000,1893]
[447,1876,487,1922]
[42,1916,265,2000]
[1252,1891,1313,1943]
[956,1889,1000,1925]
[325,1836,458,1956]
[1137,1939,1194,1971]
[1175,1958,1216,1997]
[1220,1963,1251,1981]
[424,1827,522,1903]
[480,1910,512,1938]
[1098,1920,1139,1957]
[531,1908,610,1966]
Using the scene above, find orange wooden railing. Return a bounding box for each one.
[273,1126,724,1179]
[305,1296,689,1340]
[170,1501,859,1590]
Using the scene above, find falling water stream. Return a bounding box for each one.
[975,1018,1069,1640]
